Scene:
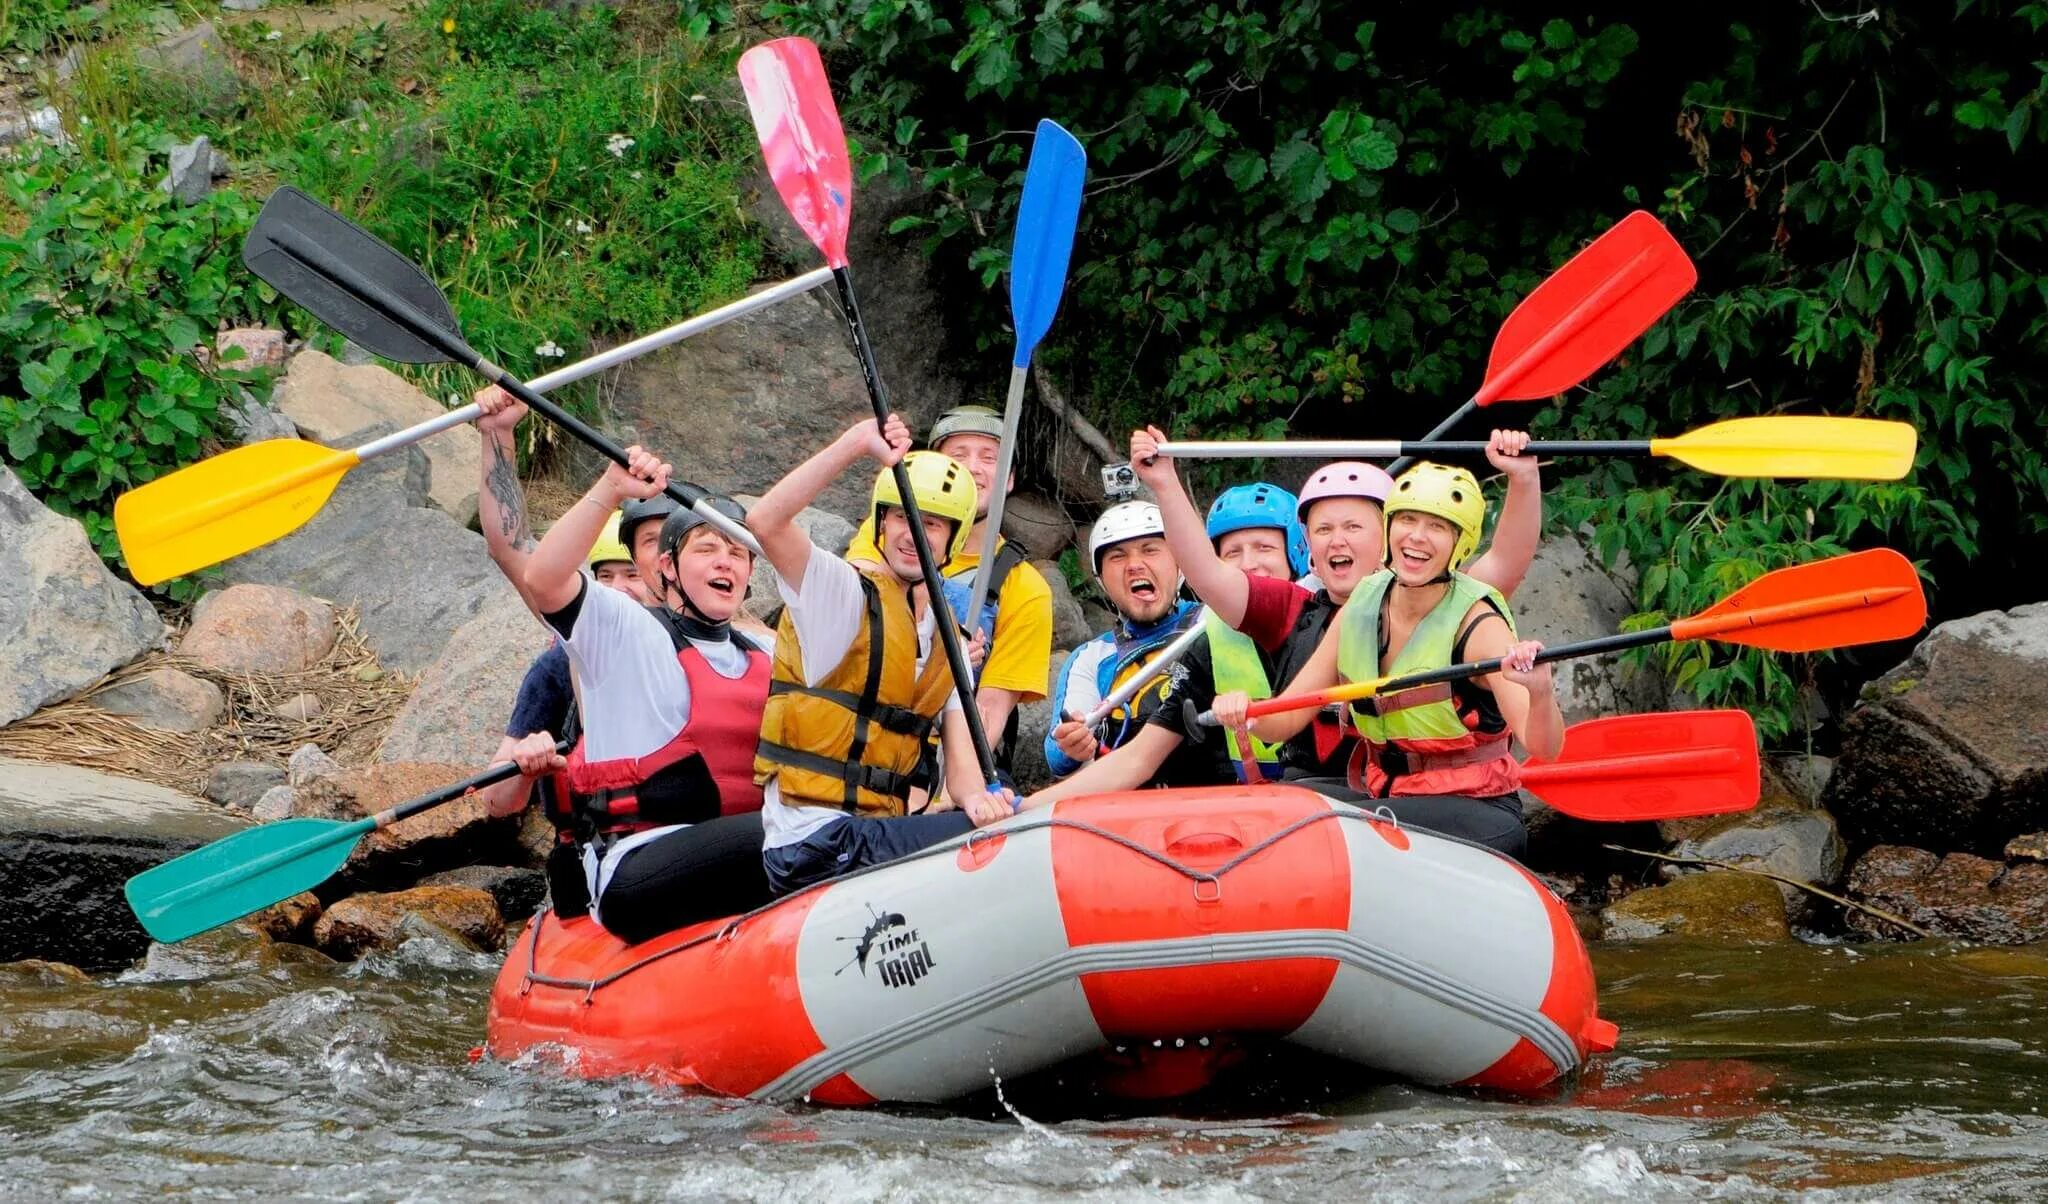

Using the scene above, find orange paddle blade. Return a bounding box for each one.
[114,439,358,586]
[1477,211,1697,405]
[1670,548,1927,653]
[1520,711,1760,822]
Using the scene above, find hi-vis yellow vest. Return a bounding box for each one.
[1203,611,1282,771]
[1337,570,1519,798]
[752,567,955,817]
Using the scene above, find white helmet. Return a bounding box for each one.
[1088,501,1166,573]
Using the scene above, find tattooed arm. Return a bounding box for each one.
[474,386,543,614]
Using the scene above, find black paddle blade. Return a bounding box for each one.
[243,186,463,364]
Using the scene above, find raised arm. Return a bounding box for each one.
[1464,429,1542,599]
[1247,619,1340,745]
[474,386,541,613]
[524,447,669,615]
[751,415,909,587]
[1130,425,1250,626]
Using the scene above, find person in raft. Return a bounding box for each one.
[1128,425,1543,780]
[1041,500,1215,785]
[1021,483,1306,805]
[843,405,1054,785]
[1230,463,1565,856]
[748,413,1016,896]
[473,397,775,941]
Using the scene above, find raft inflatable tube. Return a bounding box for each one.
[487,785,1617,1104]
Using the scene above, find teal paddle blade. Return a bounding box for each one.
[1008,119,1087,367]
[125,816,374,943]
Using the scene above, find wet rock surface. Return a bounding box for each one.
[310,885,504,958]
[1600,870,1792,942]
[1845,844,2048,943]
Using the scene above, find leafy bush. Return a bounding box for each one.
[0,131,286,598]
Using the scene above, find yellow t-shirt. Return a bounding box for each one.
[847,516,1052,700]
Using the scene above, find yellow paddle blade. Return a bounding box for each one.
[115,439,359,585]
[1649,416,1918,480]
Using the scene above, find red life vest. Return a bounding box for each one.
[563,641,770,834]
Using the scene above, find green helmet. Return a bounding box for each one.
[927,405,1005,451]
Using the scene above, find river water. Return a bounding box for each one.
[3,928,2045,1201]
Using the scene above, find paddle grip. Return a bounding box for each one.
[831,267,1001,791]
[383,740,575,827]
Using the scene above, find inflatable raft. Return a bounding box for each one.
[486,784,1617,1104]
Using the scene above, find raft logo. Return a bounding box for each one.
[836,904,938,989]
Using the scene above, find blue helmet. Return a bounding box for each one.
[1206,483,1310,578]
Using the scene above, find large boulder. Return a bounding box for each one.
[1599,870,1791,942]
[0,758,247,970]
[421,864,547,920]
[1824,602,2048,853]
[311,885,504,958]
[1661,800,1846,920]
[1510,535,1668,724]
[179,583,337,674]
[0,466,166,726]
[1010,689,1060,795]
[89,667,224,733]
[271,350,482,528]
[1001,492,1077,560]
[378,591,550,766]
[1037,560,1093,650]
[289,762,522,889]
[1845,844,2048,943]
[218,438,520,673]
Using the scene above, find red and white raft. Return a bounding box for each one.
[486,785,1618,1104]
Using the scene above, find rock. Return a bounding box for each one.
[1036,560,1092,651]
[1599,870,1791,942]
[252,784,295,821]
[219,0,268,10]
[287,742,344,786]
[311,886,503,959]
[271,692,324,722]
[2006,832,2048,863]
[157,135,216,203]
[1661,800,1846,917]
[204,760,286,810]
[734,495,857,614]
[422,865,547,919]
[218,435,518,673]
[246,892,322,944]
[291,762,521,888]
[0,758,247,970]
[1511,535,1668,724]
[271,350,482,528]
[1079,599,1116,641]
[1825,602,2048,853]
[1010,682,1059,794]
[215,327,286,370]
[0,466,166,726]
[133,22,240,112]
[180,584,337,675]
[514,807,555,869]
[379,591,549,766]
[1846,845,2048,943]
[0,103,66,149]
[91,668,224,733]
[1001,493,1077,560]
[1767,753,1833,808]
[221,387,298,444]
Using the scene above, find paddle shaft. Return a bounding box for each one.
[1080,609,1210,727]
[1159,439,1650,460]
[265,220,762,555]
[965,363,1028,621]
[830,266,1000,786]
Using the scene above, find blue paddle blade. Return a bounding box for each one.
[1009,118,1087,368]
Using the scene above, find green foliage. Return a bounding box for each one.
[0,132,284,598]
[731,0,2047,742]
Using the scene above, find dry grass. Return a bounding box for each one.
[0,607,414,794]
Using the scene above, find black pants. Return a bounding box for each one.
[1288,775,1528,858]
[762,811,977,896]
[595,811,774,945]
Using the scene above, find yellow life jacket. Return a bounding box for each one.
[1204,610,1282,772]
[752,566,956,817]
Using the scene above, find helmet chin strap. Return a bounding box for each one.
[660,566,733,637]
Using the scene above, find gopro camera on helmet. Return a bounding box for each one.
[1100,463,1138,501]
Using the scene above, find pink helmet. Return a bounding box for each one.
[1296,461,1394,523]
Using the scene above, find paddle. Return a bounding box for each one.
[1155,416,1918,482]
[964,119,1087,623]
[1385,211,1696,476]
[124,747,565,944]
[740,36,1000,788]
[1077,607,1211,728]
[115,268,831,586]
[232,186,760,556]
[1196,548,1926,723]
[1518,710,1759,822]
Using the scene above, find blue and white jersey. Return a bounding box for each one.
[1044,599,1201,779]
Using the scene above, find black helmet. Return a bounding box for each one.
[657,495,752,562]
[618,494,680,554]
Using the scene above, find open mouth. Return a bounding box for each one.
[1326,554,1355,575]
[705,575,737,598]
[1397,547,1431,569]
[1127,576,1159,602]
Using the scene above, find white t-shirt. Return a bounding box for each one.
[761,552,962,850]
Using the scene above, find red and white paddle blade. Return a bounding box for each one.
[738,37,853,269]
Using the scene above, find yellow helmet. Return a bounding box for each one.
[1386,462,1485,572]
[588,510,633,569]
[872,451,978,564]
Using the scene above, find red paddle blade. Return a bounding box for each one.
[1476,211,1696,405]
[738,37,853,269]
[1520,711,1759,822]
[1670,548,1927,653]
